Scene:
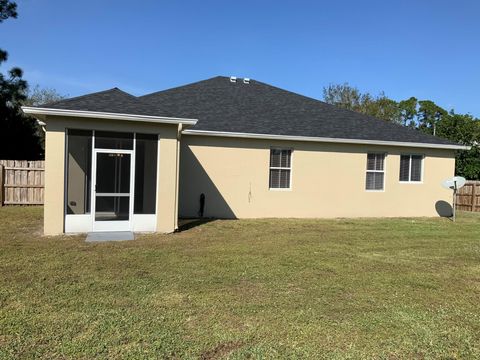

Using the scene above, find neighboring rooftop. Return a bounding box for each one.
[34,76,460,147]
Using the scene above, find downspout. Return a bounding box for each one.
[174,123,182,231]
[36,119,46,133]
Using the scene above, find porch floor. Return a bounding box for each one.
[86,231,135,242]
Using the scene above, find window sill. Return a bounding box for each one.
[399,181,423,184]
[269,188,292,192]
[365,189,385,192]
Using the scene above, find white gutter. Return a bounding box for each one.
[182,129,470,150]
[21,107,198,126]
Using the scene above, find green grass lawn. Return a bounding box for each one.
[1,207,480,359]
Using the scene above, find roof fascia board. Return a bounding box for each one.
[21,106,198,126]
[182,129,470,150]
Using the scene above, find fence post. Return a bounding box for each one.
[0,164,4,207]
[472,182,477,212]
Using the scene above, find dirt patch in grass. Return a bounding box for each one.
[200,341,244,359]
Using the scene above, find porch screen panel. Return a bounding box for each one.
[95,131,133,149]
[134,134,158,214]
[66,129,92,214]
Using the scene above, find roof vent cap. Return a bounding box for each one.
[230,76,237,83]
[243,78,250,84]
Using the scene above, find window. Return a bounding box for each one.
[134,134,158,214]
[399,155,423,182]
[269,149,292,189]
[366,153,385,191]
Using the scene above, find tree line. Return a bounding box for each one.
[0,0,64,160]
[323,83,480,179]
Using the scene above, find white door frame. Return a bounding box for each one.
[64,130,165,234]
[91,147,136,232]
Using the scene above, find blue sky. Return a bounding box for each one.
[2,0,480,116]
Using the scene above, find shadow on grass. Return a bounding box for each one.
[435,200,453,219]
[177,218,217,232]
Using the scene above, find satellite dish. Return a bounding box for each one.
[442,176,466,190]
[441,176,466,222]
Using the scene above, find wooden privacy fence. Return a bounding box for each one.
[456,180,480,212]
[0,160,45,206]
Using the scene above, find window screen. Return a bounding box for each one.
[66,129,92,214]
[366,153,385,190]
[411,155,423,181]
[134,134,158,214]
[269,149,292,189]
[399,155,410,181]
[399,154,423,182]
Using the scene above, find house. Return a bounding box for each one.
[22,76,467,235]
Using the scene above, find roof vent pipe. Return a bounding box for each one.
[230,76,237,83]
[243,78,250,84]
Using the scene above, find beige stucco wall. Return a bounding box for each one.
[43,116,180,235]
[44,124,66,235]
[179,135,456,219]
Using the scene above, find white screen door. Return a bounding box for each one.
[92,150,134,231]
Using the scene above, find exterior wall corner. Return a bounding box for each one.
[43,122,66,235]
[155,133,179,233]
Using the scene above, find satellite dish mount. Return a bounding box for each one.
[441,176,466,221]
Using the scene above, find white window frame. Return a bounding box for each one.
[365,152,387,192]
[269,148,293,191]
[399,154,424,184]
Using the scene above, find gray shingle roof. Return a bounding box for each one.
[40,88,174,117]
[39,76,458,147]
[140,76,457,146]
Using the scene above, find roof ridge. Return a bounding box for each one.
[40,87,135,108]
[111,87,138,98]
[140,76,226,99]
